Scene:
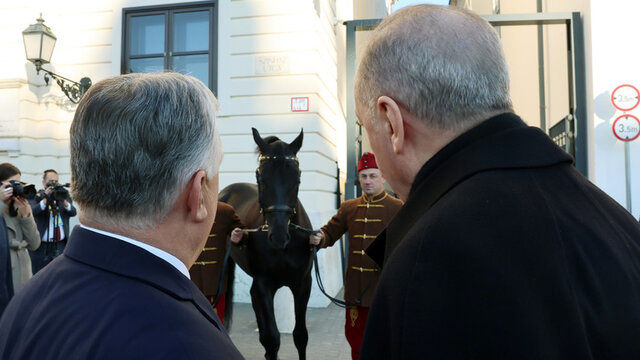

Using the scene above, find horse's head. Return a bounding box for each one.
[252,127,303,249]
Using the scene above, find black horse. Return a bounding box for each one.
[219,128,314,360]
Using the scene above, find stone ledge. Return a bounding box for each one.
[0,78,27,89]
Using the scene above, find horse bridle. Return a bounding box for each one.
[216,151,350,309]
[247,154,300,233]
[258,154,299,162]
[263,204,296,215]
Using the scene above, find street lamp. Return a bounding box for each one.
[22,14,91,104]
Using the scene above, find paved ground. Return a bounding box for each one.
[229,296,350,360]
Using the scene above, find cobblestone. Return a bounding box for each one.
[229,298,350,360]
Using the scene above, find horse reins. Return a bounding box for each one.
[288,223,372,309]
[213,153,371,308]
[211,206,296,306]
[213,222,371,309]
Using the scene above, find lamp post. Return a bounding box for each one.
[22,15,91,104]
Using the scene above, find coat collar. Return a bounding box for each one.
[64,226,223,330]
[362,190,388,203]
[366,113,574,267]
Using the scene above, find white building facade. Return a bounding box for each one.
[0,0,389,332]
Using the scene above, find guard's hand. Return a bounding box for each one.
[61,200,70,208]
[0,182,12,203]
[309,230,323,246]
[44,185,54,196]
[230,228,243,243]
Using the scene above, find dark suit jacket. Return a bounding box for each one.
[0,216,13,316]
[362,113,640,359]
[0,226,243,359]
[30,191,77,241]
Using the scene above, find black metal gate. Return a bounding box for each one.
[549,114,575,156]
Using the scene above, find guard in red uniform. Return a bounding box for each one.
[190,201,244,323]
[310,152,402,360]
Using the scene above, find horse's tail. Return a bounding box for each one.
[223,258,235,331]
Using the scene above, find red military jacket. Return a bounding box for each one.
[320,191,403,307]
[190,202,244,297]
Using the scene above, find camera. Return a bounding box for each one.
[9,180,37,200]
[45,181,71,202]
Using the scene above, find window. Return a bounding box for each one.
[122,1,217,92]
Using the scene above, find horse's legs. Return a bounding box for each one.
[250,279,280,360]
[290,274,312,360]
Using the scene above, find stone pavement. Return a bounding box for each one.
[229,299,350,360]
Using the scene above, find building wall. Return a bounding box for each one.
[0,0,355,333]
[218,0,346,311]
[0,2,96,186]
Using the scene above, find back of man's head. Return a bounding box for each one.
[70,72,222,229]
[355,5,513,131]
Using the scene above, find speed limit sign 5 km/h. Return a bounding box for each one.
[612,114,640,142]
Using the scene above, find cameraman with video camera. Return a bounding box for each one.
[29,169,76,274]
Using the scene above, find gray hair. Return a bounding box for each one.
[355,5,513,131]
[70,72,222,229]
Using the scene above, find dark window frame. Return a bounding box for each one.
[122,1,218,94]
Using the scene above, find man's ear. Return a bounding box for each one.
[187,170,208,223]
[377,96,405,154]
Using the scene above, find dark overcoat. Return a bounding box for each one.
[0,226,243,359]
[362,113,640,359]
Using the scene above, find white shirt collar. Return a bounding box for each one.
[79,224,190,279]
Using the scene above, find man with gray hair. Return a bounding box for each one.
[356,5,640,359]
[0,73,243,359]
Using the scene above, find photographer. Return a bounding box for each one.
[0,163,40,293]
[29,169,76,274]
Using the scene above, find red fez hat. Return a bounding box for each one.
[357,152,378,172]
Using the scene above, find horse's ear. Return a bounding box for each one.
[289,128,303,154]
[252,127,268,153]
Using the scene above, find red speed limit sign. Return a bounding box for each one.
[611,84,640,111]
[612,114,640,141]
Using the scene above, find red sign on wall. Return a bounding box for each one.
[291,97,309,112]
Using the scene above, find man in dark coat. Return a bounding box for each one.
[29,169,77,274]
[0,73,243,359]
[354,4,640,359]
